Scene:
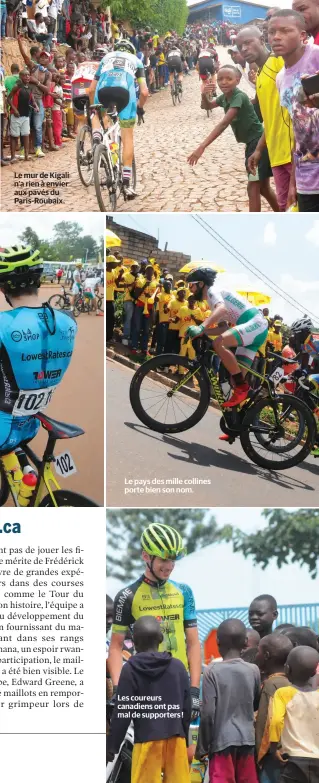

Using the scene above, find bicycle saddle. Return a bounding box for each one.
[36,413,84,439]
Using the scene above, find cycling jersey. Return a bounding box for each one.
[112,575,197,670]
[207,288,269,369]
[94,51,145,127]
[0,305,77,450]
[167,49,182,60]
[302,335,319,359]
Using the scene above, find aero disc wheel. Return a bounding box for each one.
[76,124,94,186]
[129,353,210,434]
[39,490,100,506]
[240,394,316,470]
[48,294,65,309]
[93,143,116,212]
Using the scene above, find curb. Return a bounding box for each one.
[106,346,220,411]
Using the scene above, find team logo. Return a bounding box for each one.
[11,329,39,343]
[58,327,76,343]
[33,369,62,381]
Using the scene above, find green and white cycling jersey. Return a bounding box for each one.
[207,287,269,368]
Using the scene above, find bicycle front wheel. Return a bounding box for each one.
[93,143,116,212]
[129,353,210,433]
[240,394,316,470]
[48,294,66,309]
[39,490,100,507]
[76,124,94,186]
[171,86,177,106]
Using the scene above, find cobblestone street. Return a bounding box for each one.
[2,47,271,213]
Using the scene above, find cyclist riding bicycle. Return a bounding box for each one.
[83,274,101,315]
[185,267,269,407]
[108,523,201,721]
[197,46,218,106]
[167,42,184,92]
[89,38,148,200]
[290,316,319,457]
[0,245,77,452]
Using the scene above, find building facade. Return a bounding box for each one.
[188,0,269,24]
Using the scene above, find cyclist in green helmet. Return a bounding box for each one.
[109,522,201,720]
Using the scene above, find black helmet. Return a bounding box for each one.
[290,316,313,352]
[187,267,217,287]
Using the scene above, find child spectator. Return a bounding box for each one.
[107,616,191,783]
[269,646,319,782]
[188,65,279,212]
[52,71,64,147]
[196,618,261,783]
[156,279,172,355]
[255,633,293,782]
[248,595,278,639]
[7,68,39,161]
[4,63,20,95]
[62,60,75,137]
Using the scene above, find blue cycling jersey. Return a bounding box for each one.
[94,51,145,92]
[0,305,77,450]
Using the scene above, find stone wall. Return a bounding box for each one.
[106,217,191,278]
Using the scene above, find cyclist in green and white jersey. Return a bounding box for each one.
[186,267,269,407]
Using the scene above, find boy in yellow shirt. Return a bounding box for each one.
[178,294,208,372]
[156,280,173,355]
[106,257,124,342]
[121,261,140,346]
[167,288,187,354]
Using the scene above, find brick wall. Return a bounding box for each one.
[106,217,191,278]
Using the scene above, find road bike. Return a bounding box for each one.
[129,337,316,471]
[0,412,99,507]
[171,69,182,106]
[92,103,136,212]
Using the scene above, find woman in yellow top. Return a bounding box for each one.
[155,280,173,355]
[166,287,187,354]
[121,261,140,346]
[178,295,209,372]
[130,265,159,356]
[106,257,125,342]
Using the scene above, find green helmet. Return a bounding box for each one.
[0,245,43,284]
[141,523,186,560]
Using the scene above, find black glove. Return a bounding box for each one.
[292,368,308,380]
[137,105,145,117]
[190,686,200,721]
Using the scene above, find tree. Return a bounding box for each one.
[232,508,319,578]
[108,0,188,35]
[18,227,41,250]
[52,221,84,263]
[38,240,59,263]
[107,508,232,581]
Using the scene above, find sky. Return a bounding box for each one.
[111,213,319,326]
[0,213,104,245]
[106,508,319,608]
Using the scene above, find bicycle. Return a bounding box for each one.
[92,102,136,212]
[0,412,99,506]
[129,336,316,471]
[48,286,86,318]
[171,69,182,106]
[82,291,104,314]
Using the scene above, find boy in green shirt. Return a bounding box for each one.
[187,64,279,213]
[4,64,20,95]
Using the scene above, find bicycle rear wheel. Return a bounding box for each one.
[129,353,210,433]
[177,83,182,103]
[171,84,177,106]
[76,124,94,186]
[93,143,116,212]
[39,490,100,506]
[240,394,316,470]
[97,296,104,314]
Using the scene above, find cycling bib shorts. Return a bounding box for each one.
[207,287,269,369]
[0,306,77,451]
[94,51,145,128]
[112,575,197,670]
[198,55,216,77]
[167,56,182,74]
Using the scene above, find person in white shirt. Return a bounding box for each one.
[71,263,83,310]
[83,276,101,313]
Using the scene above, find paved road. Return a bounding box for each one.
[4,285,104,506]
[2,47,271,214]
[106,357,319,508]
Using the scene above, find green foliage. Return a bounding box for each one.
[107,508,233,581]
[232,508,319,578]
[109,0,188,35]
[114,293,124,328]
[19,222,100,266]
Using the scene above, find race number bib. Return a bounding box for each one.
[55,451,77,478]
[12,386,56,417]
[269,367,285,386]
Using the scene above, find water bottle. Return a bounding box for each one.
[17,468,37,507]
[110,142,119,166]
[1,452,23,486]
[221,381,232,401]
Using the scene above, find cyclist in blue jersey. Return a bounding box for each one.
[89,39,148,199]
[0,244,77,452]
[290,316,319,457]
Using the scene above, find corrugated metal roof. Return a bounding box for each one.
[197,603,319,641]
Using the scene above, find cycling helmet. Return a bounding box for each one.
[141,523,186,560]
[187,267,217,300]
[0,245,43,284]
[75,261,83,268]
[114,39,136,56]
[290,316,313,335]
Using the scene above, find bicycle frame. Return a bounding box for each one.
[0,436,62,508]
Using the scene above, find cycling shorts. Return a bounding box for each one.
[83,291,94,300]
[0,410,40,452]
[95,84,137,128]
[72,282,81,296]
[167,57,182,74]
[198,56,216,77]
[228,314,269,369]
